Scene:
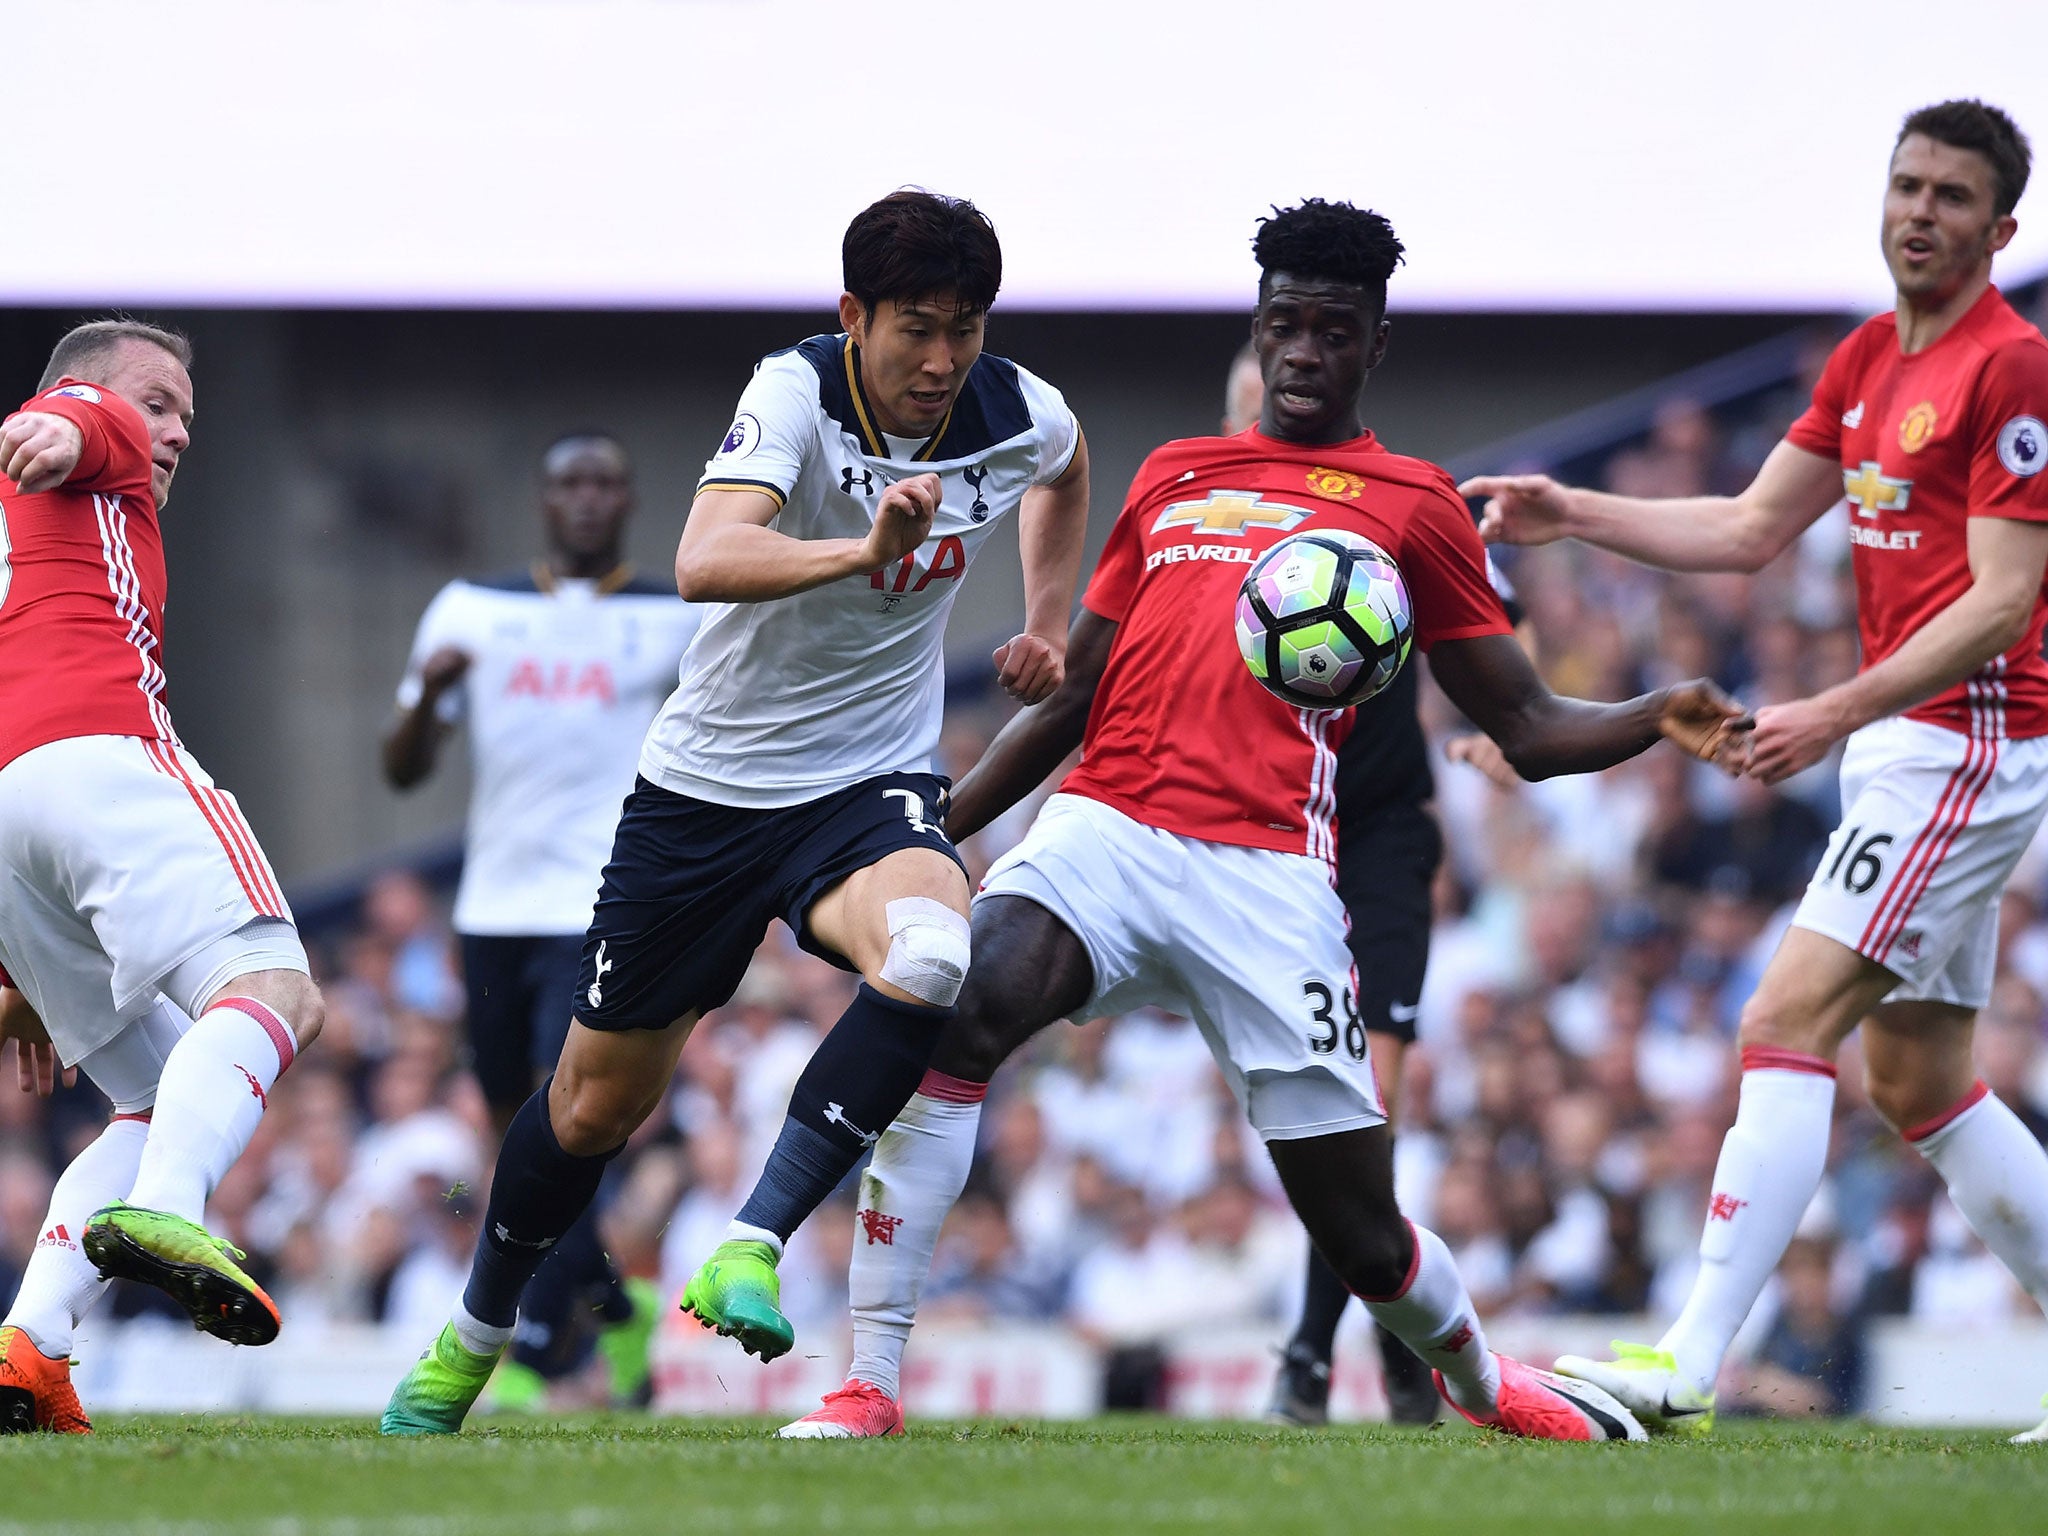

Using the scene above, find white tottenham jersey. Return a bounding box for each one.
[398,568,700,934]
[639,334,1079,808]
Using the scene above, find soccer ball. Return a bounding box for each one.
[1234,528,1413,708]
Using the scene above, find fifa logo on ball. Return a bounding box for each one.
[1234,529,1414,708]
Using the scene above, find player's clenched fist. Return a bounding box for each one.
[1458,473,1574,547]
[0,410,85,496]
[862,472,942,570]
[993,633,1064,705]
[1657,679,1753,775]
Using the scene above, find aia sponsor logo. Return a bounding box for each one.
[858,1209,904,1246]
[1708,1191,1748,1222]
[504,659,617,705]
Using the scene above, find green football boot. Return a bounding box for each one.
[82,1202,280,1346]
[382,1323,505,1436]
[680,1240,794,1361]
[597,1276,663,1405]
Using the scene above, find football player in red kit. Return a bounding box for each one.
[772,198,1747,1442]
[0,322,326,1434]
[1467,99,2048,1439]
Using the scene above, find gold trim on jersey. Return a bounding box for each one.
[696,479,788,510]
[529,560,640,596]
[843,342,887,457]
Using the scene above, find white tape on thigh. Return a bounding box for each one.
[879,897,971,1008]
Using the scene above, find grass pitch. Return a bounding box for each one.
[3,1416,2040,1536]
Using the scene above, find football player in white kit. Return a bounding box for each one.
[383,190,1090,1433]
[0,321,327,1433]
[384,432,699,1407]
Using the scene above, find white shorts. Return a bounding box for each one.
[1792,716,2048,1009]
[978,793,1384,1141]
[71,998,191,1114]
[0,734,307,1063]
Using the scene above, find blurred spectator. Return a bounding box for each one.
[1730,1235,1867,1418]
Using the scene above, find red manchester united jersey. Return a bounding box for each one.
[1788,286,2048,739]
[0,380,174,771]
[1059,429,1513,857]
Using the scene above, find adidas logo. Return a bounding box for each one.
[1842,400,1865,429]
[38,1224,78,1252]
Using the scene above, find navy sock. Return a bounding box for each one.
[1289,1244,1354,1361]
[734,982,952,1242]
[463,1082,620,1330]
[509,1204,630,1374]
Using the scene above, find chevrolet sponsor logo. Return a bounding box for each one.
[1151,490,1308,536]
[1843,461,1911,519]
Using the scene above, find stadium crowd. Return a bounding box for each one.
[7,313,2048,1421]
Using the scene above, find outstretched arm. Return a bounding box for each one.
[948,610,1118,841]
[996,434,1092,705]
[1429,633,1748,781]
[1461,439,1842,574]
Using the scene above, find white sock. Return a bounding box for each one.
[3,1117,149,1356]
[846,1080,984,1402]
[451,1301,514,1358]
[1909,1082,2048,1316]
[123,997,295,1223]
[723,1220,785,1259]
[1659,1049,1836,1395]
[1357,1221,1501,1416]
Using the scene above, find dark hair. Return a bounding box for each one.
[38,318,192,392]
[541,430,628,476]
[842,190,1002,317]
[1252,199,1406,311]
[1898,99,2032,217]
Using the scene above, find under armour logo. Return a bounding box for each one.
[824,1102,880,1147]
[842,467,875,496]
[1708,1192,1748,1222]
[494,1222,557,1251]
[859,1208,904,1246]
[234,1064,267,1109]
[587,942,613,1009]
[962,464,990,522]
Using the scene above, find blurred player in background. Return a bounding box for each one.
[1466,100,2048,1439]
[383,432,699,1410]
[382,189,1091,1434]
[1217,350,1527,1427]
[0,321,326,1432]
[778,198,1746,1442]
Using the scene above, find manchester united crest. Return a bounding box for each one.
[1306,467,1366,501]
[1898,400,1939,454]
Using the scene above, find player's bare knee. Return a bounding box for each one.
[550,1089,634,1158]
[876,898,970,1009]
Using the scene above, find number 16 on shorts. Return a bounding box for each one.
[1821,824,1894,895]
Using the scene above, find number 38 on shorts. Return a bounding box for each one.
[1303,979,1369,1062]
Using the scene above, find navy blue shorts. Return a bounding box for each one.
[573,771,963,1031]
[459,933,584,1111]
[1334,804,1442,1046]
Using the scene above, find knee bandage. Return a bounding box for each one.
[878,898,971,1008]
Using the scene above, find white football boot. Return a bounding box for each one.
[1552,1341,1715,1435]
